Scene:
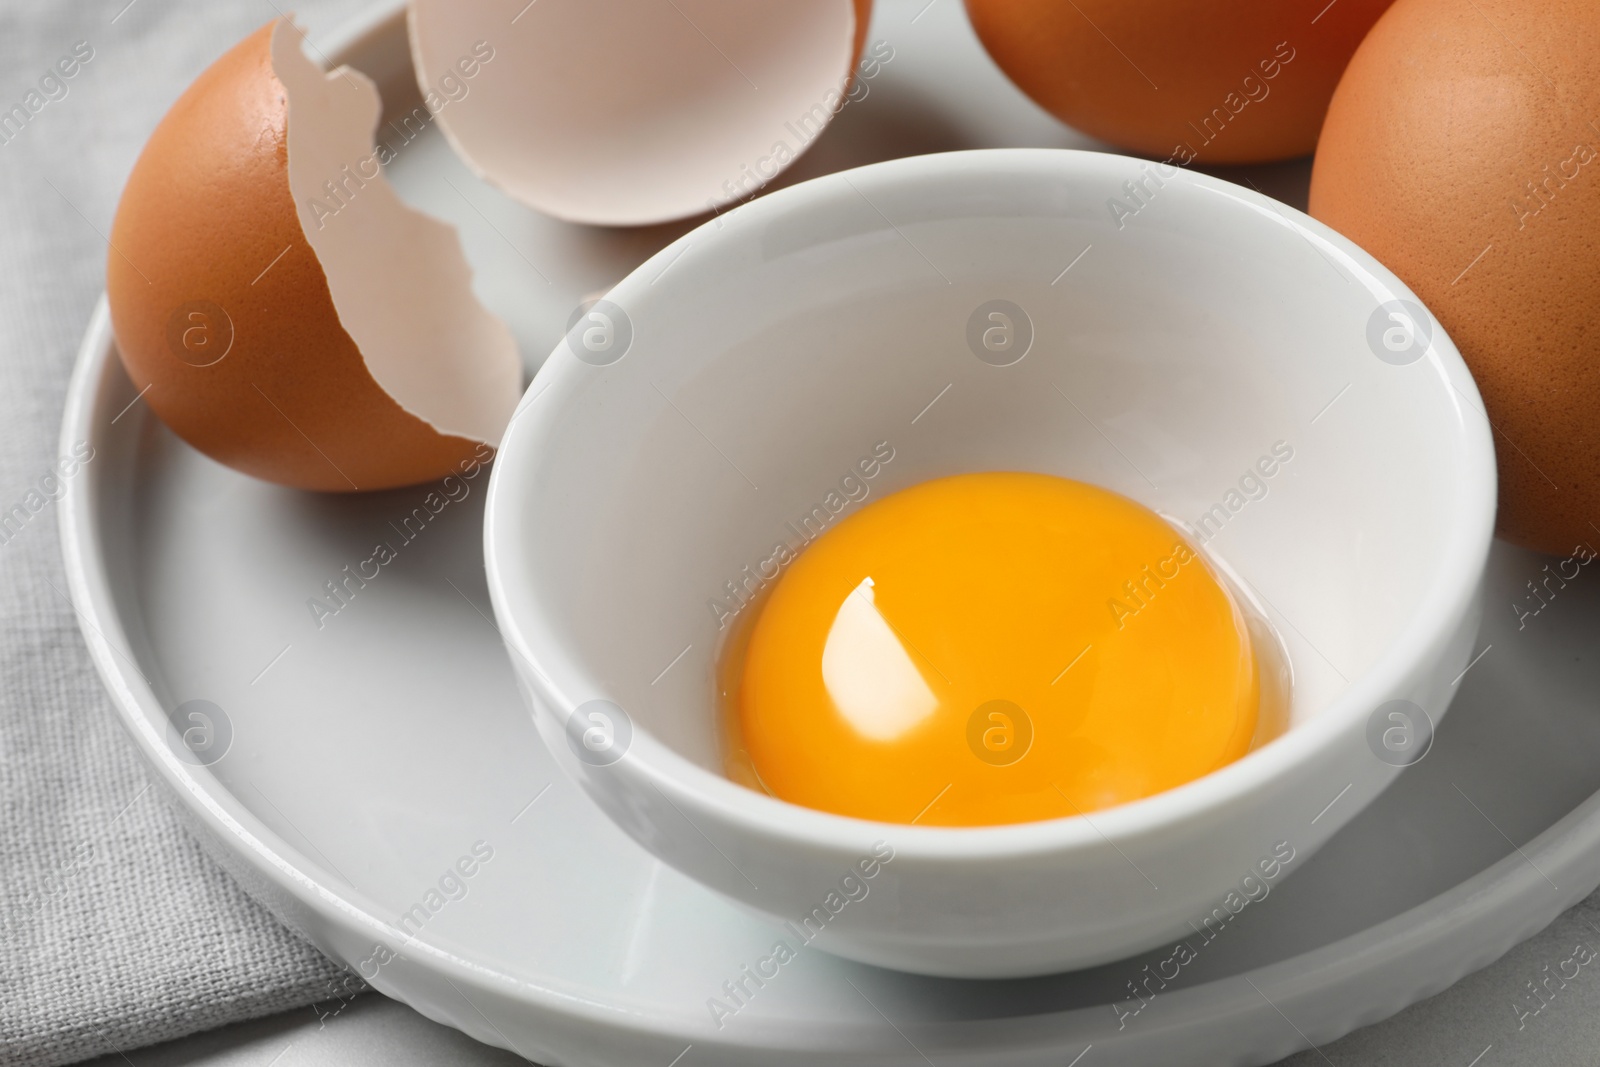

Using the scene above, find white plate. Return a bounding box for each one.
[61,2,1600,1065]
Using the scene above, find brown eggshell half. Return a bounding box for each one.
[964,0,1393,164]
[107,19,521,492]
[1309,0,1600,556]
[406,0,871,226]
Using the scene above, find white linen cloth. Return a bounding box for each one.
[0,3,365,1063]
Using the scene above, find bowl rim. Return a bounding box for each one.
[483,146,1498,862]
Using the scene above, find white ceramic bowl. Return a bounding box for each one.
[484,148,1496,979]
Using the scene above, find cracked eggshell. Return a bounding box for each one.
[106,19,522,492]
[406,0,870,226]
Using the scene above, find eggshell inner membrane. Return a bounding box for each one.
[272,21,521,445]
[407,0,859,226]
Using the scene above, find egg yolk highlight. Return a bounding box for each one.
[728,472,1259,827]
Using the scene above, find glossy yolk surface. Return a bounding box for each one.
[731,472,1258,827]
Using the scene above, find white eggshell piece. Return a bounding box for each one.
[407,0,860,226]
[273,20,522,446]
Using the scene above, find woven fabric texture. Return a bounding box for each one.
[0,3,365,1064]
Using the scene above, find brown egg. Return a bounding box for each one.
[964,0,1393,164]
[1310,0,1600,556]
[107,19,520,492]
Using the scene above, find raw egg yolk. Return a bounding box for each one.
[730,472,1258,827]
